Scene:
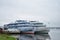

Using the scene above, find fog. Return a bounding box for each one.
[0,0,60,27]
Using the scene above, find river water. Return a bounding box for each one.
[10,29,60,40]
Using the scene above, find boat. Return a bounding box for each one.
[3,28,20,33]
[29,21,49,34]
[4,20,49,34]
[18,27,34,34]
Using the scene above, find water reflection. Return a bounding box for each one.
[18,34,51,40]
[10,29,60,40]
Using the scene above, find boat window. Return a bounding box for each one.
[33,23,43,25]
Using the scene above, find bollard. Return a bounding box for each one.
[17,38,19,40]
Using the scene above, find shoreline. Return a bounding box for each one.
[0,34,16,40]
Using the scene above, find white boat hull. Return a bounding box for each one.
[3,28,20,33]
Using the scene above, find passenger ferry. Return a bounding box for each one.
[4,20,49,34]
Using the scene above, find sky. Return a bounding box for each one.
[0,0,60,27]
